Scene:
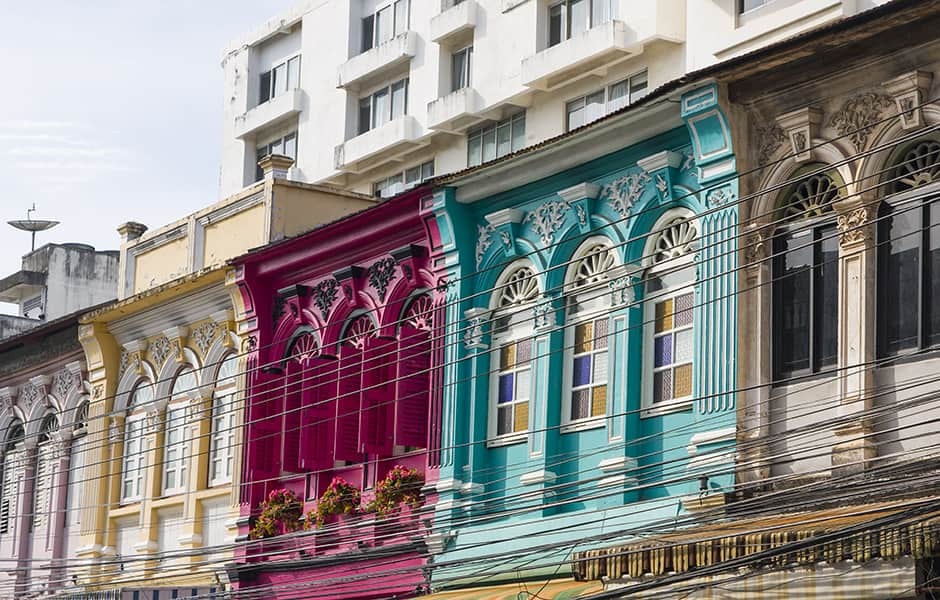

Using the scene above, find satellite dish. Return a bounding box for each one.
[7,204,59,251]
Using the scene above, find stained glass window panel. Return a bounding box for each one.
[674,364,693,398]
[572,356,592,387]
[514,401,529,432]
[516,338,532,365]
[594,351,608,383]
[516,369,531,401]
[653,370,671,403]
[594,318,609,349]
[674,293,694,327]
[498,374,514,404]
[591,385,606,417]
[571,389,590,421]
[655,299,673,333]
[575,322,593,353]
[497,407,512,435]
[500,344,515,369]
[674,329,693,363]
[654,335,672,367]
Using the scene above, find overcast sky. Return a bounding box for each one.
[0,1,296,311]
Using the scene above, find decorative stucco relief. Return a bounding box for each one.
[602,172,650,218]
[368,257,398,301]
[149,335,172,369]
[191,321,221,358]
[313,278,339,318]
[837,206,875,247]
[476,224,495,268]
[52,369,77,402]
[707,186,736,207]
[524,200,570,247]
[829,92,894,152]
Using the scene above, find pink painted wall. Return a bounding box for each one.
[229,187,442,597]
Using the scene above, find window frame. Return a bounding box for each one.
[566,70,647,131]
[467,112,526,167]
[877,179,940,358]
[547,0,616,47]
[121,381,152,504]
[361,0,410,52]
[208,355,239,487]
[258,54,301,106]
[254,131,298,182]
[373,160,434,198]
[641,215,698,418]
[451,45,473,92]
[358,77,410,136]
[771,216,839,380]
[0,424,25,535]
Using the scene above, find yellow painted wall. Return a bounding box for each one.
[272,182,376,239]
[133,238,189,294]
[202,202,267,268]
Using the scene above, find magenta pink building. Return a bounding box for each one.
[228,187,443,599]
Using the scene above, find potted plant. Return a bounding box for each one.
[249,488,305,559]
[366,465,424,539]
[312,477,362,528]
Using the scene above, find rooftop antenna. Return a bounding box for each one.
[8,204,60,252]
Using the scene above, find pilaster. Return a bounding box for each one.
[831,200,878,474]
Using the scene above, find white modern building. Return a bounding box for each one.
[219,0,894,199]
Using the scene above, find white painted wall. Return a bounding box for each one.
[218,0,892,199]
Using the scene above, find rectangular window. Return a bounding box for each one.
[569,318,609,422]
[376,6,393,44]
[254,132,298,182]
[122,419,144,501]
[362,15,375,51]
[879,197,940,355]
[163,405,188,494]
[495,338,532,436]
[467,113,526,167]
[548,0,613,46]
[652,292,694,404]
[374,160,434,198]
[394,0,409,35]
[451,46,473,92]
[566,70,648,131]
[257,55,301,106]
[359,78,409,135]
[739,0,770,13]
[773,224,838,378]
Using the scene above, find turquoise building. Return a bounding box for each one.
[428,84,740,590]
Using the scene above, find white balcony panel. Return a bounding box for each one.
[234,88,304,139]
[619,0,686,46]
[334,115,426,173]
[430,0,479,44]
[338,32,417,91]
[428,88,485,132]
[521,21,640,91]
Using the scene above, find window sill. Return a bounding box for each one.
[486,433,527,448]
[560,418,605,434]
[875,347,940,369]
[771,368,835,388]
[641,400,692,419]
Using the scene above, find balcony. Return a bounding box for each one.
[233,88,304,139]
[334,115,427,173]
[338,32,417,91]
[427,87,485,132]
[430,0,478,45]
[521,21,637,91]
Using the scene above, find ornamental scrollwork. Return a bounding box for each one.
[52,369,77,402]
[272,294,288,328]
[149,335,172,369]
[313,279,339,319]
[744,232,767,265]
[524,200,570,247]
[609,277,634,306]
[191,321,220,358]
[837,207,875,247]
[464,312,489,351]
[755,124,787,165]
[532,299,557,330]
[368,257,398,301]
[20,383,40,413]
[603,172,650,218]
[828,92,894,152]
[476,224,495,268]
[707,186,736,207]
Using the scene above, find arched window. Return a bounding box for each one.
[33,415,58,528]
[773,168,841,379]
[66,402,89,535]
[878,139,940,356]
[1,423,25,534]
[336,314,383,461]
[563,242,614,426]
[122,381,153,502]
[209,355,239,486]
[643,215,698,412]
[163,369,196,494]
[490,264,540,440]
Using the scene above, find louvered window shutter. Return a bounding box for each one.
[247,371,282,505]
[395,326,431,448]
[360,337,396,456]
[334,345,363,462]
[300,356,338,470]
[282,361,304,473]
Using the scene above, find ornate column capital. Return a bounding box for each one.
[463,307,490,351]
[836,205,877,248]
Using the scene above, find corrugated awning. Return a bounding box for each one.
[424,578,603,599]
[572,498,940,582]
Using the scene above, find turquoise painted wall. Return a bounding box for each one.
[428,85,740,587]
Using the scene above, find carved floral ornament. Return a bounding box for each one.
[191,320,221,358]
[368,257,398,301]
[828,92,894,153]
[837,206,875,247]
[603,171,651,218]
[476,224,495,268]
[52,369,77,401]
[149,335,173,369]
[313,278,339,318]
[524,199,571,247]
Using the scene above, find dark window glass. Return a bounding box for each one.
[259,71,271,104]
[740,0,768,13]
[774,231,812,377]
[358,97,372,135]
[549,4,563,46]
[928,201,940,346]
[362,15,375,51]
[879,204,921,355]
[815,224,839,367]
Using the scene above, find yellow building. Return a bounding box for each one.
[75,158,375,595]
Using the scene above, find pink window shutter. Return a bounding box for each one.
[395,326,431,448]
[334,344,363,462]
[360,337,396,456]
